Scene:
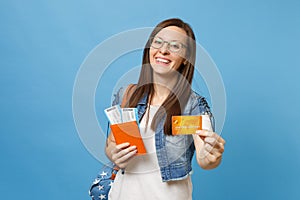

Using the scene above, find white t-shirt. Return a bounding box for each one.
[109,105,192,200]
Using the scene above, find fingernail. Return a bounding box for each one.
[196,130,206,134]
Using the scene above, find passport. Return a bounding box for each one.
[110,121,147,154]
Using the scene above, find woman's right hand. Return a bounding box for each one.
[110,142,137,169]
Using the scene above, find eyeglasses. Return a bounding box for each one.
[150,37,187,53]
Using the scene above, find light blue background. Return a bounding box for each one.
[1,0,299,199]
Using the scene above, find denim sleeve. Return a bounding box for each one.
[191,96,215,132]
[111,87,125,106]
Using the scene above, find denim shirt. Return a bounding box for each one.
[112,86,215,182]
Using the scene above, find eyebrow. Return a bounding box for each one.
[154,36,185,43]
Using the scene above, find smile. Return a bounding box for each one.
[155,57,171,65]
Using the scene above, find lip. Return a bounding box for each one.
[155,57,172,66]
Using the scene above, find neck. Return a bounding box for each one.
[151,72,178,105]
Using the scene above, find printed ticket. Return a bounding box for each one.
[121,108,138,123]
[104,105,122,125]
[105,105,139,125]
[172,115,212,135]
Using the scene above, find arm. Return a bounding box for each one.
[105,84,138,169]
[191,96,226,169]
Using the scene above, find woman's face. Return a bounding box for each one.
[149,26,188,76]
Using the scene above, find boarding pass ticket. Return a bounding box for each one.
[121,108,138,123]
[104,105,138,125]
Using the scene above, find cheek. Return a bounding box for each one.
[173,57,184,68]
[149,49,156,63]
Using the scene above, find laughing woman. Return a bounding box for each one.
[105,18,226,200]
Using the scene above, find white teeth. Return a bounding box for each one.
[156,58,170,64]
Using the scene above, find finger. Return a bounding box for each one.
[196,130,213,140]
[217,142,225,153]
[207,154,222,165]
[210,133,225,144]
[195,130,213,137]
[199,148,211,160]
[200,148,222,164]
[213,151,222,159]
[200,149,217,163]
[116,142,131,150]
[199,131,225,145]
[204,136,224,147]
[204,143,213,153]
[116,149,137,165]
[207,143,224,156]
[116,145,137,159]
[204,137,225,153]
[207,145,222,158]
[215,135,225,145]
[208,142,223,153]
[204,137,217,146]
[112,142,131,154]
[112,146,137,166]
[117,155,136,169]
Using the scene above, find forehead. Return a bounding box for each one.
[155,26,187,42]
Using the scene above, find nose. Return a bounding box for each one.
[159,43,170,54]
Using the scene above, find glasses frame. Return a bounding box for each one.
[150,36,187,53]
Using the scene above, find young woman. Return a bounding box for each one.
[105,18,226,200]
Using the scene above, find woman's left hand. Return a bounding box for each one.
[194,130,226,169]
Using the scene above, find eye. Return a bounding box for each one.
[169,42,181,51]
[153,37,163,45]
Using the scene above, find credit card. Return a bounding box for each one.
[172,115,212,135]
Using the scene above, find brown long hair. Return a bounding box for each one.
[127,18,196,135]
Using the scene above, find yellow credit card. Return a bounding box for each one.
[172,115,202,135]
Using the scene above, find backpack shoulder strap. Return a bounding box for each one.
[120,84,136,108]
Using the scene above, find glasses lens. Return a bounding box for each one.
[151,37,185,53]
[151,37,163,49]
[169,41,181,52]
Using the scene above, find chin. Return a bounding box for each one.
[152,65,177,76]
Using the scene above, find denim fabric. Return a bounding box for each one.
[112,86,214,182]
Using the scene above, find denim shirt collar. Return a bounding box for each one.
[137,94,148,105]
[136,94,149,122]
